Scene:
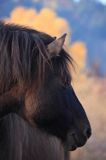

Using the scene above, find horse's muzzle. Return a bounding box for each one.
[65,125,91,151]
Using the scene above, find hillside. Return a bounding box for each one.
[57,0,106,73]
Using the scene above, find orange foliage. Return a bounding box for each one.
[5,7,70,40]
[5,7,87,73]
[70,42,87,74]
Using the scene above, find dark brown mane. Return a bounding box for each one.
[0,21,73,95]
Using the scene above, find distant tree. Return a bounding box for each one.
[69,42,87,75]
[5,7,70,41]
[87,59,103,77]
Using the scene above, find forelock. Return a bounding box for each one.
[0,21,73,94]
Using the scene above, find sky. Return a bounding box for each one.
[11,0,106,6]
[75,0,106,5]
[97,0,106,4]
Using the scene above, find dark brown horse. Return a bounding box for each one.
[0,21,91,160]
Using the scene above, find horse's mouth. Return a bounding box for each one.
[65,141,77,151]
[65,133,87,151]
[70,144,77,151]
[73,133,87,147]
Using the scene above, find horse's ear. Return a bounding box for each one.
[47,33,67,57]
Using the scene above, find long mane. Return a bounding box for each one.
[0,21,73,95]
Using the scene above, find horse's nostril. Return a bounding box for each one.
[84,127,91,138]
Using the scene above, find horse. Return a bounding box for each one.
[0,21,91,160]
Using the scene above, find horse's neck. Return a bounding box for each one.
[0,94,20,118]
[0,113,67,160]
[0,85,25,119]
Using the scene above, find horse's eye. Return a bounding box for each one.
[64,77,71,87]
[62,80,70,89]
[65,82,70,87]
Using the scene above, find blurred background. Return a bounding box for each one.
[0,0,106,159]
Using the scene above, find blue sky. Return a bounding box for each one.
[74,0,106,5]
[98,0,106,4]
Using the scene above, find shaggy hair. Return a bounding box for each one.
[0,113,66,160]
[0,21,73,95]
[0,21,91,160]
